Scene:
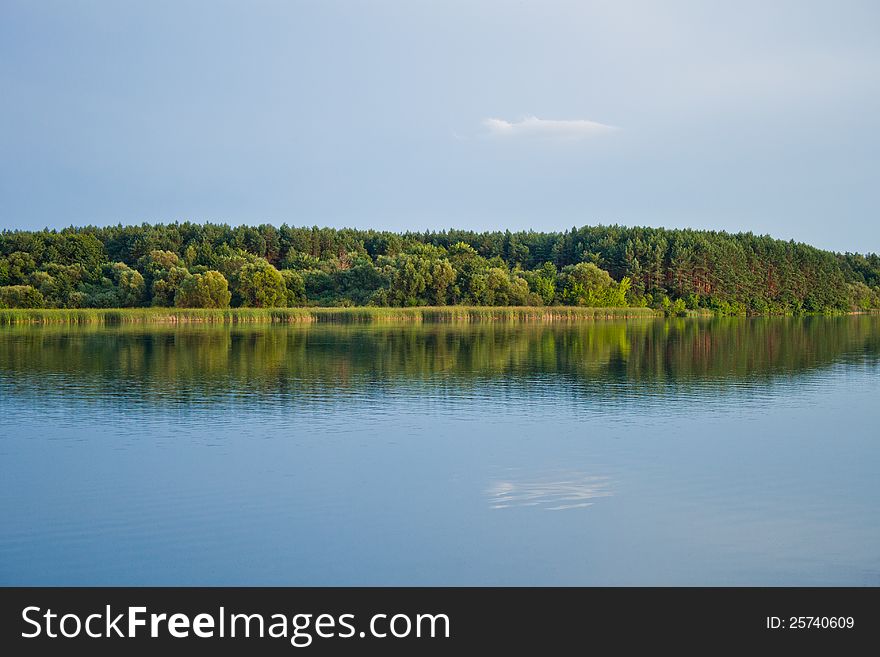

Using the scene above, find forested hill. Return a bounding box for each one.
[1,223,879,314]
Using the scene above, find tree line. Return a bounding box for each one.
[1,222,878,313]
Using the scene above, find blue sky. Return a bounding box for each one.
[1,0,878,253]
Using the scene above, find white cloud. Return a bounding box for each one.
[482,116,617,140]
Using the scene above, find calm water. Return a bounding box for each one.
[1,317,879,585]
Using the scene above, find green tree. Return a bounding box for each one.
[380,253,434,306]
[0,285,45,308]
[110,262,145,307]
[0,252,37,285]
[174,270,231,308]
[848,281,880,310]
[0,221,875,313]
[280,269,306,306]
[237,260,286,307]
[560,262,630,307]
[137,249,181,277]
[136,250,188,305]
[150,266,190,306]
[429,260,456,305]
[526,262,558,305]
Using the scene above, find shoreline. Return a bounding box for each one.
[1,307,875,326]
[0,306,662,325]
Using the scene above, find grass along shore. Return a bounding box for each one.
[0,306,661,325]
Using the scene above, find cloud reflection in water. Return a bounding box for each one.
[487,474,612,511]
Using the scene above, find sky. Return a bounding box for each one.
[1,0,878,253]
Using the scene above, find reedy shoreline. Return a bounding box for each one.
[0,306,662,325]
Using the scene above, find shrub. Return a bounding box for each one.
[0,285,45,308]
[174,271,231,308]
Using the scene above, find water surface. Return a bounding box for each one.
[1,316,878,585]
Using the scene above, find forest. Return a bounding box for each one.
[1,223,878,314]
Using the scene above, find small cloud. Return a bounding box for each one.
[482,116,617,140]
